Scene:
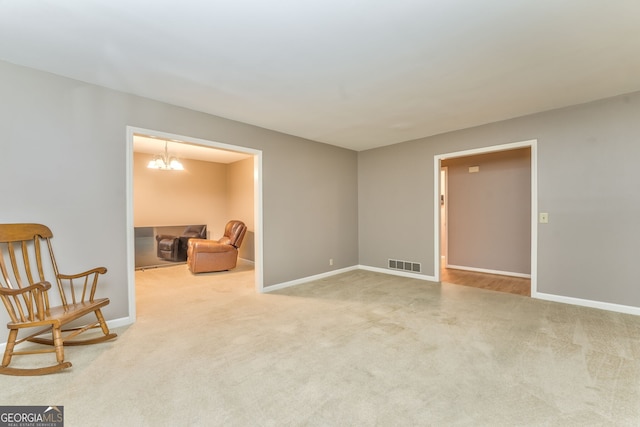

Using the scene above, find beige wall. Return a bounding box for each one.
[133,153,255,260]
[134,153,227,233]
[227,157,255,260]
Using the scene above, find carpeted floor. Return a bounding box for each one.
[3,262,640,426]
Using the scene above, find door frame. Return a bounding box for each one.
[433,139,538,296]
[125,126,264,323]
[440,167,448,266]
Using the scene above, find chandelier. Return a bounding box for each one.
[147,141,184,170]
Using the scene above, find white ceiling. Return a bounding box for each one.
[1,1,640,152]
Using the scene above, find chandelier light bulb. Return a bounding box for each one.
[147,141,184,170]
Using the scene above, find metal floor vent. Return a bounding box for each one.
[388,259,421,273]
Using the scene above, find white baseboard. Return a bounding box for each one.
[267,265,640,317]
[263,264,437,292]
[107,316,134,329]
[534,292,640,316]
[446,264,531,279]
[261,265,359,293]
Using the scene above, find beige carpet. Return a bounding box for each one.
[4,261,640,426]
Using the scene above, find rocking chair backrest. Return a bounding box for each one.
[0,223,58,323]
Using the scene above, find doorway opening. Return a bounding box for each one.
[434,140,537,297]
[125,126,263,323]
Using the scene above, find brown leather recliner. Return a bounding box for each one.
[187,220,247,273]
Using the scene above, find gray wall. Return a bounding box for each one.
[442,148,531,275]
[0,60,359,326]
[359,90,640,307]
[2,56,640,325]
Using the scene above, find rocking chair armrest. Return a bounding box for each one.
[0,281,52,296]
[58,267,107,280]
[57,268,107,302]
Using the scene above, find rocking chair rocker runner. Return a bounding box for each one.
[0,223,117,375]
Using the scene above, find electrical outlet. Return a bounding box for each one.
[539,212,549,223]
[329,258,334,266]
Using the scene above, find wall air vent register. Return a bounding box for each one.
[388,259,421,273]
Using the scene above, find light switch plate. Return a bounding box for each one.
[539,212,549,223]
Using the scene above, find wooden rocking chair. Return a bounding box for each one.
[0,223,117,375]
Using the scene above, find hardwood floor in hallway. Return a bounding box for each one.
[441,261,531,297]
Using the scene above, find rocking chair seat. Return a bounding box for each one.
[12,297,111,329]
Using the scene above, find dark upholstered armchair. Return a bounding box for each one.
[156,225,207,262]
[187,220,247,273]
